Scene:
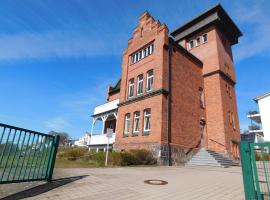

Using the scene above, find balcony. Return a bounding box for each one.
[88,133,116,146]
[247,111,261,123]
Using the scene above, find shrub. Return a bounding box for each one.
[109,152,122,166]
[130,149,157,165]
[120,151,138,166]
[56,147,157,167]
[58,147,88,161]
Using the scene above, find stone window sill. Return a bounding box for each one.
[132,132,139,136]
[123,133,129,137]
[143,131,150,136]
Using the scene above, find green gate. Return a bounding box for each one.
[0,123,60,184]
[241,141,270,200]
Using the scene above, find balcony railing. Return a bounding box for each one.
[88,133,116,146]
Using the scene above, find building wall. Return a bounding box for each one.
[114,95,164,150]
[107,92,120,101]
[170,45,205,148]
[115,12,169,152]
[258,96,270,141]
[181,25,240,157]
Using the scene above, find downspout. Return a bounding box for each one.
[165,42,172,166]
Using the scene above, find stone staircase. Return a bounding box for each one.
[186,148,240,167]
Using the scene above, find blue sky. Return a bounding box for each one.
[0,0,269,138]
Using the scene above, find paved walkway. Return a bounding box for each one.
[0,166,244,200]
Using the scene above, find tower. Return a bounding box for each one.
[171,4,242,157]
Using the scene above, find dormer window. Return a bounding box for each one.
[131,43,154,64]
[202,34,208,43]
[189,40,194,49]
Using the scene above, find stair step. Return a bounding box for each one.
[186,148,240,167]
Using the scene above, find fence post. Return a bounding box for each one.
[47,135,60,182]
[240,141,257,200]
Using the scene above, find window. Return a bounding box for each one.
[144,109,151,132]
[202,34,208,43]
[124,113,130,136]
[137,74,144,95]
[146,70,154,92]
[128,79,134,98]
[228,86,232,98]
[196,37,201,46]
[226,84,232,98]
[131,43,154,64]
[199,88,205,108]
[189,40,194,49]
[232,113,236,130]
[133,112,140,134]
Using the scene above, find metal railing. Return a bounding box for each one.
[241,142,270,200]
[0,123,59,184]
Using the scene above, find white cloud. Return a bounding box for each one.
[0,30,126,61]
[233,2,270,62]
[43,116,70,131]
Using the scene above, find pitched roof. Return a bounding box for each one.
[109,79,121,95]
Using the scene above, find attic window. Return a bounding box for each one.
[189,40,194,49]
[131,43,154,64]
[196,37,201,46]
[202,34,208,43]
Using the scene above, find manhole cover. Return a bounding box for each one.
[144,180,168,185]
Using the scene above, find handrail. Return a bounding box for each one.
[169,139,201,155]
[209,138,226,147]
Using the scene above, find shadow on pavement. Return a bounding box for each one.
[0,175,88,200]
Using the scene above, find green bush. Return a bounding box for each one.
[130,149,157,165]
[256,153,270,161]
[58,147,88,161]
[56,147,156,167]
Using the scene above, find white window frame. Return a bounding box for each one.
[144,109,151,132]
[130,43,154,64]
[133,112,140,133]
[202,34,208,43]
[124,113,130,135]
[146,70,154,92]
[128,79,134,98]
[137,74,144,95]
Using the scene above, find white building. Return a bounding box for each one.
[74,134,91,147]
[247,92,270,141]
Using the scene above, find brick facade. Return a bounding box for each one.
[101,4,242,164]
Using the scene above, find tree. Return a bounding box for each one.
[48,131,70,146]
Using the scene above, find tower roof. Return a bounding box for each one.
[171,4,242,45]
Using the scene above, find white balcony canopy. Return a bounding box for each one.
[93,99,119,116]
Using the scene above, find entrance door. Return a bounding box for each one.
[200,120,206,147]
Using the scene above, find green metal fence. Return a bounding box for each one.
[0,123,60,184]
[241,141,270,200]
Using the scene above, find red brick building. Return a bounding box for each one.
[91,4,242,164]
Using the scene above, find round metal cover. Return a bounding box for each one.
[144,180,168,185]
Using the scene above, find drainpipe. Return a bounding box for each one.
[165,42,172,166]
